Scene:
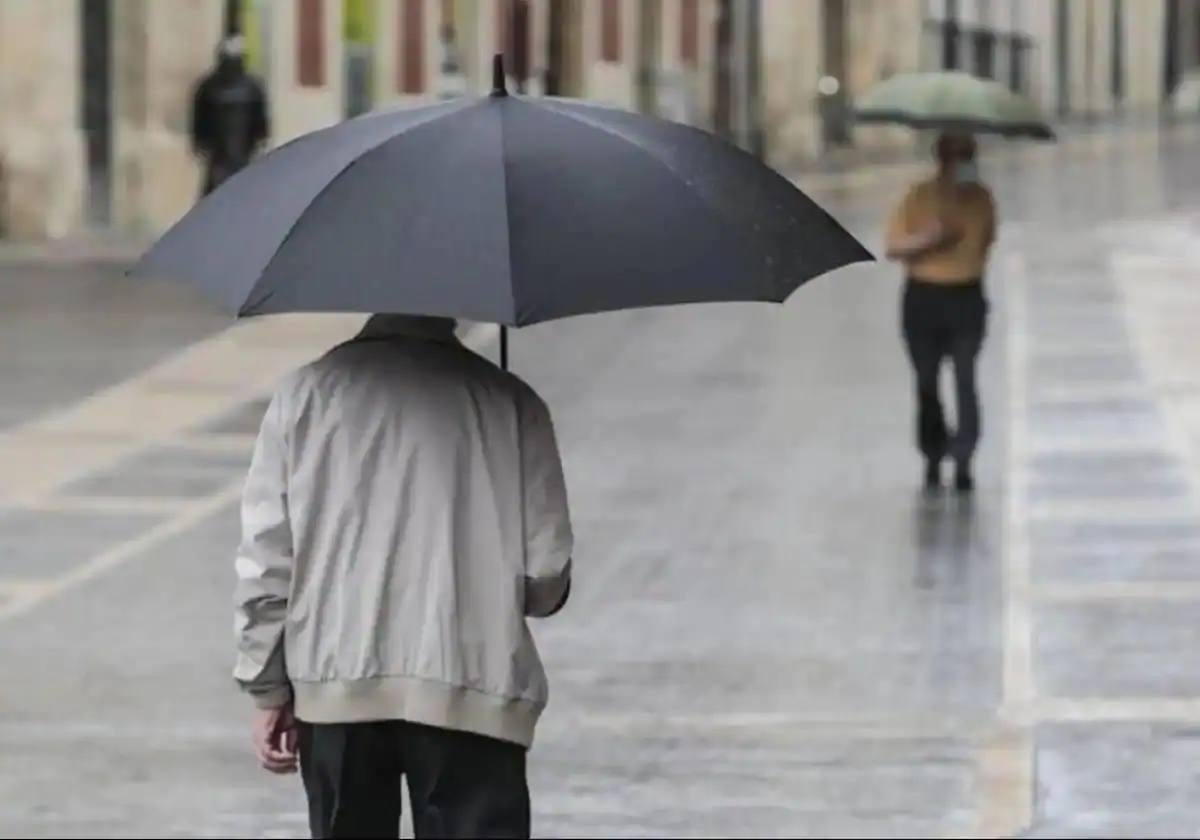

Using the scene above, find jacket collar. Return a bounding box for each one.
[357,314,459,343]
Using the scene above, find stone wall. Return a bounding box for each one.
[267,0,345,143]
[759,0,822,171]
[0,0,85,239]
[843,0,922,154]
[373,0,443,108]
[112,0,223,233]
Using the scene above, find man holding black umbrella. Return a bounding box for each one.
[130,57,869,832]
[233,313,573,838]
[886,131,996,492]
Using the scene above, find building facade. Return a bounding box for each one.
[921,0,1200,119]
[0,0,1197,241]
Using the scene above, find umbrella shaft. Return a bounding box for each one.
[500,325,508,371]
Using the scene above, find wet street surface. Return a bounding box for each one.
[1,125,1199,837]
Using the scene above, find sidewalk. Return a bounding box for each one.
[0,231,150,265]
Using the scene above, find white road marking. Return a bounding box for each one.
[0,318,500,625]
[0,480,244,623]
[977,252,1035,838]
[1037,697,1200,722]
[1118,245,1200,506]
[0,314,364,506]
[174,433,260,455]
[19,495,195,515]
[1002,253,1036,722]
[1033,580,1200,603]
[1027,378,1151,398]
[1027,498,1199,520]
[0,579,55,599]
[1027,436,1176,456]
[974,725,1036,840]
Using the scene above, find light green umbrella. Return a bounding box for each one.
[854,71,1054,140]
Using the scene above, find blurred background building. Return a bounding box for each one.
[0,0,1198,242]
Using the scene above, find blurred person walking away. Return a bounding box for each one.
[190,34,269,198]
[885,132,996,493]
[232,314,573,839]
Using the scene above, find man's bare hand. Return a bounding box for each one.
[887,221,954,261]
[253,702,299,774]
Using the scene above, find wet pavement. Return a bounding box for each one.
[1,125,1199,838]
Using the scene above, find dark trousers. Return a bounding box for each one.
[902,279,988,464]
[298,720,530,839]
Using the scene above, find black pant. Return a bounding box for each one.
[901,280,988,464]
[298,720,530,839]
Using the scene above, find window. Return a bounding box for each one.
[297,0,325,87]
[601,0,621,63]
[400,0,425,93]
[681,0,699,65]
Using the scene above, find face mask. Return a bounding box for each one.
[953,160,980,185]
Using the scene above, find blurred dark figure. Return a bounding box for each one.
[816,75,852,149]
[885,132,996,493]
[191,36,269,197]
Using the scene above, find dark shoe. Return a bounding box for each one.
[924,459,942,491]
[954,462,974,493]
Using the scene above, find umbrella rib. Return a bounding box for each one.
[241,99,476,315]
[497,105,517,326]
[529,101,777,297]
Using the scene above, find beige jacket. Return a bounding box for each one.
[233,315,573,747]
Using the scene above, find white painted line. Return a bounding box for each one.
[1034,581,1200,603]
[974,726,1035,840]
[19,495,195,516]
[1027,436,1172,456]
[1037,697,1200,722]
[0,579,54,599]
[0,320,501,624]
[175,434,260,455]
[1116,250,1200,522]
[0,480,244,623]
[1027,498,1199,521]
[1002,253,1035,720]
[1027,382,1153,405]
[0,314,363,507]
[539,711,986,740]
[979,252,1035,838]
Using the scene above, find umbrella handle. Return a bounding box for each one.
[500,325,509,371]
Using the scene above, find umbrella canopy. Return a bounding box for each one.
[132,58,871,328]
[854,71,1054,140]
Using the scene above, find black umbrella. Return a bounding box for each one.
[132,57,871,365]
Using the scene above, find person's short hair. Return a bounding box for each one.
[935,131,977,161]
[219,35,246,60]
